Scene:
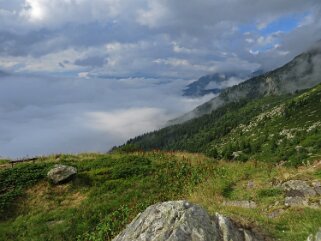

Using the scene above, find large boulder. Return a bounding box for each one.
[47,164,77,184]
[112,201,266,241]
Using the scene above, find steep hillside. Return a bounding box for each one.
[121,83,321,166]
[172,46,321,124]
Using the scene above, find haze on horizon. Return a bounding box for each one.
[0,0,321,158]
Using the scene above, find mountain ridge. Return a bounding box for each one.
[119,81,321,166]
[183,70,264,97]
[170,45,321,124]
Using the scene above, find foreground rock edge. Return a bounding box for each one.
[112,200,269,241]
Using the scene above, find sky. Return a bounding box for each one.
[1,0,321,158]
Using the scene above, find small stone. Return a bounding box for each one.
[284,196,308,207]
[267,209,285,219]
[247,181,255,189]
[312,181,321,188]
[223,200,257,209]
[306,228,321,241]
[315,186,321,195]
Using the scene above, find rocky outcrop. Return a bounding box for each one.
[282,180,316,197]
[112,201,267,241]
[47,164,77,184]
[281,180,320,208]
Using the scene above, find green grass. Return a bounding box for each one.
[0,152,320,241]
[0,159,9,165]
[0,152,210,241]
[186,159,321,241]
[0,163,50,219]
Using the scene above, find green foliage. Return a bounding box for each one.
[79,205,131,241]
[119,83,321,166]
[110,155,152,179]
[258,188,283,198]
[0,159,9,165]
[0,153,209,241]
[0,163,50,219]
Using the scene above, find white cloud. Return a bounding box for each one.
[0,74,213,158]
[19,0,127,27]
[86,108,168,139]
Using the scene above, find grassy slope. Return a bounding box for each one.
[122,83,321,166]
[0,153,208,241]
[0,152,320,241]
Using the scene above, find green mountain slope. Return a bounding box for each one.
[171,46,321,124]
[120,83,321,166]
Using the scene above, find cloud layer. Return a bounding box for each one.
[0,75,213,158]
[1,0,321,157]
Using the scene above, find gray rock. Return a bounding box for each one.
[307,228,321,241]
[113,201,266,241]
[315,187,321,195]
[284,196,308,207]
[308,202,321,209]
[47,164,77,184]
[247,181,255,189]
[282,180,316,197]
[223,200,257,209]
[267,209,285,219]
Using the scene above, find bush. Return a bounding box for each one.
[258,188,283,198]
[0,163,49,219]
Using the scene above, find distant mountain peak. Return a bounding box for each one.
[183,70,264,98]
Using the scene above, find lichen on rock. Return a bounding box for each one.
[47,164,77,184]
[112,201,267,241]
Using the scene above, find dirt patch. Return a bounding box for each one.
[21,181,87,212]
[0,163,10,170]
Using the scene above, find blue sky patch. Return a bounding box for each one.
[260,12,309,36]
